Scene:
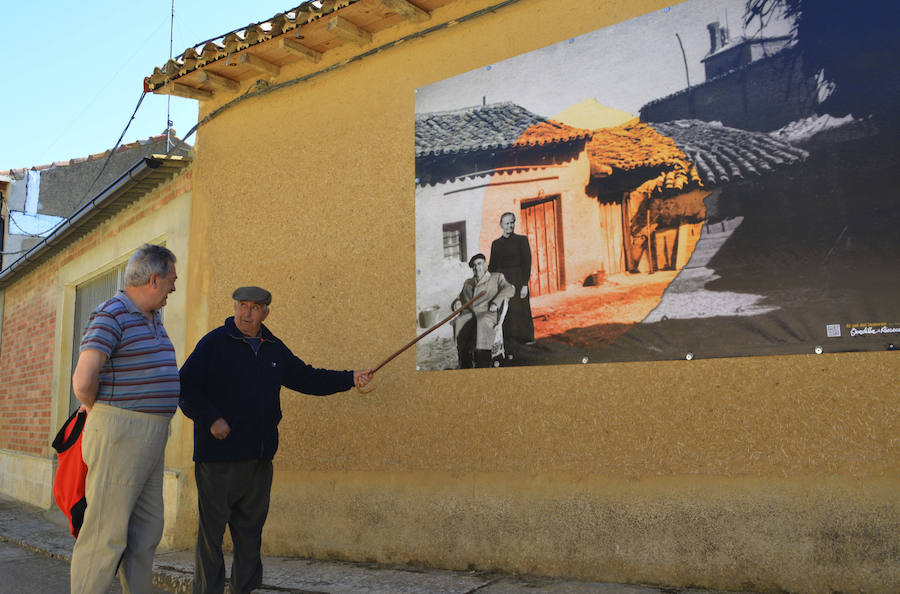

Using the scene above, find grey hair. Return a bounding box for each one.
[124,244,176,286]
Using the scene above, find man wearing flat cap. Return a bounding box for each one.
[178,286,372,594]
[451,254,515,368]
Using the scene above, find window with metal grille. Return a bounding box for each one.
[442,221,466,262]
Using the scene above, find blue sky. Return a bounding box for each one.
[0,1,297,171]
[2,1,790,172]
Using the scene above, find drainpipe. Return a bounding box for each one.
[707,21,720,54]
[0,289,5,355]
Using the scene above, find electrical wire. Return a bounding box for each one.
[13,0,524,240]
[0,246,42,257]
[3,90,148,241]
[75,90,148,210]
[7,213,60,238]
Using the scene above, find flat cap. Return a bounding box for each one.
[232,286,272,305]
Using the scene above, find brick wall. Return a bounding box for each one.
[0,267,56,456]
[0,169,191,458]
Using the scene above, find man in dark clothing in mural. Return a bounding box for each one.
[488,212,535,353]
[179,286,373,594]
[452,254,516,368]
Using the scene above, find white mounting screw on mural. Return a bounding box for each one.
[814,346,824,354]
[685,352,694,360]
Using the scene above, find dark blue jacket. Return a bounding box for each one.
[179,317,353,462]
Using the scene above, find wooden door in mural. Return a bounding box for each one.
[597,199,626,275]
[521,195,562,297]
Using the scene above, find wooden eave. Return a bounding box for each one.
[146,0,456,100]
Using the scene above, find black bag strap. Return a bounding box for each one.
[52,409,87,454]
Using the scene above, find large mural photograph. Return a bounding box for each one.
[414,0,900,370]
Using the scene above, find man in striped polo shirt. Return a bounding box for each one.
[70,243,179,594]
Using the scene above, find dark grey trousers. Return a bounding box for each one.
[193,459,274,594]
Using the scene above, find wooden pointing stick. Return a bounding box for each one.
[357,291,486,392]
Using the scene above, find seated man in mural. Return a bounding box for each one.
[452,253,515,368]
[488,212,535,353]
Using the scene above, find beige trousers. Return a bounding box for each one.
[70,402,170,594]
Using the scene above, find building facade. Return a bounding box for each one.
[0,1,894,593]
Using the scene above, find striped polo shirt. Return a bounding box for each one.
[79,291,179,417]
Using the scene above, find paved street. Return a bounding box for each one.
[1,494,749,594]
[0,539,168,594]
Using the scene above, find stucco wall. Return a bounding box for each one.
[180,0,899,591]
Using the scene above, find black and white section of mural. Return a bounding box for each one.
[414,0,900,370]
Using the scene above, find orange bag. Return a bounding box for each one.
[51,409,88,538]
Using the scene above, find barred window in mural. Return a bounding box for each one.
[414,0,900,370]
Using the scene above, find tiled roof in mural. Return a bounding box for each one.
[587,120,702,196]
[415,102,592,158]
[650,119,809,186]
[588,121,693,176]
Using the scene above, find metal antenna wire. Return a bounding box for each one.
[167,0,175,151]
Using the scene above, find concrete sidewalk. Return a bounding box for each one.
[0,494,743,593]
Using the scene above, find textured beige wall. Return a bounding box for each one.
[0,450,53,508]
[179,0,900,591]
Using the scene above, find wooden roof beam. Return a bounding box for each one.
[327,16,372,45]
[197,70,240,93]
[156,82,214,100]
[376,0,430,23]
[279,37,323,63]
[240,53,281,77]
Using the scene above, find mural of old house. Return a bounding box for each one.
[415,102,592,313]
[415,101,813,367]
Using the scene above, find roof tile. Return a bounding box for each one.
[649,119,808,186]
[415,102,591,158]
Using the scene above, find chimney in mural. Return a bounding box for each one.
[706,21,722,54]
[706,21,730,55]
